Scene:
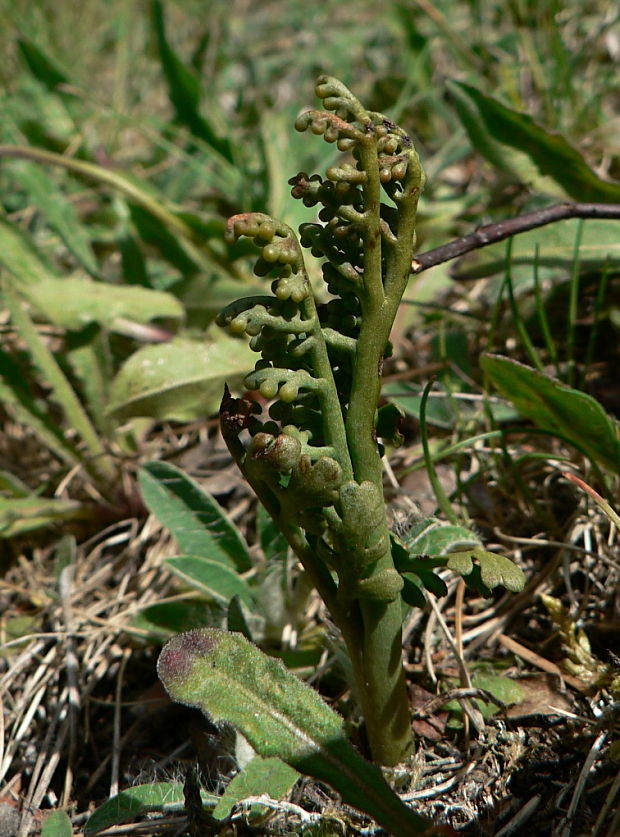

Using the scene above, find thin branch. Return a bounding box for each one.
[411,202,620,274]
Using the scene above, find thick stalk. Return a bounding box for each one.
[342,136,414,765]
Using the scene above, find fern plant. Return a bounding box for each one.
[215,76,425,765]
[210,74,524,768]
[159,77,524,782]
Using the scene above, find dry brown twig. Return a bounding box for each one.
[411,201,620,274]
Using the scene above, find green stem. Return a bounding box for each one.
[345,135,388,485]
[355,597,413,765]
[340,133,419,766]
[420,379,459,524]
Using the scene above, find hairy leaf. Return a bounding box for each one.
[158,629,432,835]
[404,518,481,555]
[84,782,218,835]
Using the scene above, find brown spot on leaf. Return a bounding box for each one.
[157,629,220,688]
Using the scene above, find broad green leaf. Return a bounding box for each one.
[0,495,90,538]
[166,555,254,607]
[9,160,99,275]
[107,335,254,422]
[84,782,218,835]
[158,629,432,836]
[482,354,620,473]
[471,673,525,707]
[41,810,72,837]
[452,218,620,279]
[22,275,183,331]
[0,217,58,286]
[139,460,251,571]
[446,547,525,594]
[451,82,620,203]
[212,755,299,820]
[0,614,40,655]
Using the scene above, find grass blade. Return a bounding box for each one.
[151,0,233,161]
[0,347,83,466]
[9,160,99,275]
[3,284,116,483]
[503,239,545,373]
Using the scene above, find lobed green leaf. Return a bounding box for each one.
[446,548,525,594]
